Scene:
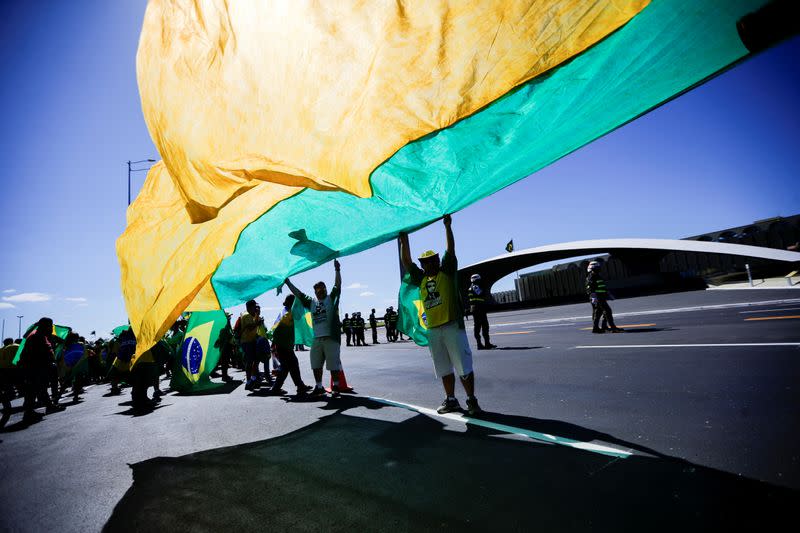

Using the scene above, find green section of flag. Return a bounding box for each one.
[13,324,71,366]
[112,325,130,337]
[291,297,314,348]
[170,310,228,393]
[209,0,764,309]
[397,272,429,346]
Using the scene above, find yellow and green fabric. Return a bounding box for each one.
[13,324,71,366]
[170,310,228,392]
[119,0,773,358]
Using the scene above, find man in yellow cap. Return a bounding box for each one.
[399,215,481,415]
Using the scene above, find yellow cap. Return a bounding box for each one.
[418,250,439,260]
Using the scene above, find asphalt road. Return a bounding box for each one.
[1,289,799,532]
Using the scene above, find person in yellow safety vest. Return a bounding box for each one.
[468,273,496,350]
[354,312,367,346]
[585,260,623,334]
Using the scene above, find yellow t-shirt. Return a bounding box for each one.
[0,344,19,369]
[409,251,460,329]
[240,313,260,343]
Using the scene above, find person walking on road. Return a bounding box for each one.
[399,214,482,415]
[468,273,496,350]
[238,300,267,390]
[19,318,63,422]
[267,294,312,396]
[586,260,623,333]
[285,259,345,397]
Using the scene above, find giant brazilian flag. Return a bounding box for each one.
[170,310,228,393]
[117,0,794,358]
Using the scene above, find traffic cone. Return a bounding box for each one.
[329,367,355,393]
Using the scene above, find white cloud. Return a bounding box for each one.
[2,289,16,294]
[359,291,375,297]
[0,302,15,309]
[75,303,89,307]
[346,282,368,290]
[2,292,51,303]
[64,297,88,303]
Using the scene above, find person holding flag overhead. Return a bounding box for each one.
[284,259,345,397]
[399,215,482,416]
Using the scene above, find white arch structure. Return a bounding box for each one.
[461,238,800,289]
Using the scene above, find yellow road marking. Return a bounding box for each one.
[744,315,800,322]
[579,323,656,330]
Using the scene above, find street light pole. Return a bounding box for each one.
[16,315,23,338]
[127,159,157,206]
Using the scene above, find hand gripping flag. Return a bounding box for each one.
[119,0,782,358]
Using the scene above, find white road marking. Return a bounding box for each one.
[365,395,632,459]
[738,307,800,314]
[492,298,800,328]
[575,342,800,349]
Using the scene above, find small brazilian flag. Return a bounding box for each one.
[506,240,514,253]
[171,310,228,392]
[13,323,71,366]
[397,272,429,347]
[291,296,314,348]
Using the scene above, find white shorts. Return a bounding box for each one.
[310,336,342,371]
[427,321,473,379]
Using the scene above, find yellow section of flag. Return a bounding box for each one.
[137,0,649,223]
[121,0,648,361]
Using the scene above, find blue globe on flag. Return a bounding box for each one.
[181,336,204,377]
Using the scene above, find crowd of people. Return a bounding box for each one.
[1,213,626,428]
[0,321,161,425]
[341,307,405,346]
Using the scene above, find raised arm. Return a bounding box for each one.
[443,214,454,255]
[333,259,341,290]
[284,277,303,298]
[398,232,413,273]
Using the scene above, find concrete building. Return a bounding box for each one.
[460,214,800,309]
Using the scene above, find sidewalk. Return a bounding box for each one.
[707,276,799,290]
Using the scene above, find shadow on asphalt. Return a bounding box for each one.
[465,411,671,459]
[1,413,45,432]
[103,397,797,532]
[172,379,243,396]
[113,403,170,417]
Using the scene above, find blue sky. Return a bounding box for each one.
[1,2,798,339]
